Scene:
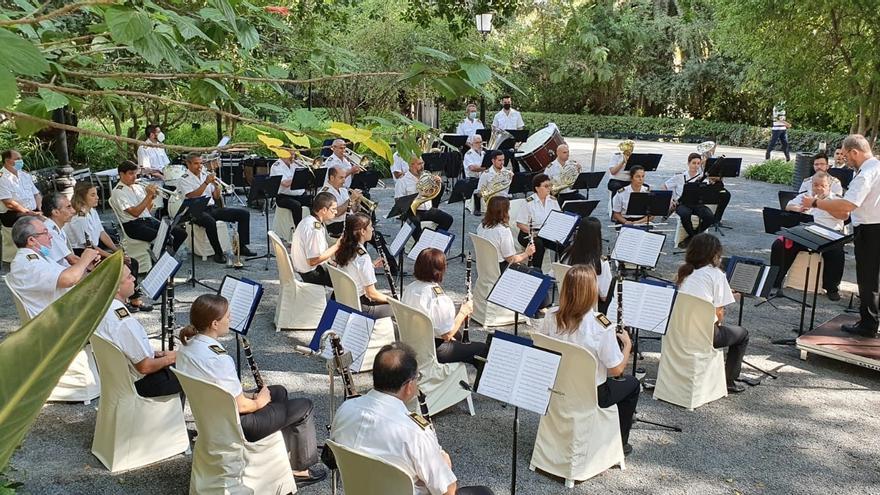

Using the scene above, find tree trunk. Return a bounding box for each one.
[52,107,75,198]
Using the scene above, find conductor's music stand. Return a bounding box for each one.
[247,174,282,270]
[756,207,814,308]
[177,197,213,290]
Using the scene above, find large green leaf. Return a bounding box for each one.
[14,96,49,137]
[104,7,152,44]
[37,87,69,112]
[0,253,123,470]
[0,28,49,76]
[0,66,16,108]
[460,60,493,85]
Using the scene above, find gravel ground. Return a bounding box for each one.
[2,138,878,495]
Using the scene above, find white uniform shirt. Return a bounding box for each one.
[339,245,376,297]
[771,119,789,131]
[515,194,560,231]
[597,259,613,300]
[843,157,880,226]
[7,247,68,318]
[291,214,329,274]
[403,279,456,337]
[476,223,516,262]
[177,169,216,207]
[799,175,843,196]
[477,167,511,199]
[607,153,630,181]
[492,109,524,130]
[539,308,623,385]
[664,170,703,201]
[64,209,104,249]
[331,390,457,495]
[110,182,152,222]
[0,168,39,212]
[95,299,155,380]
[391,153,409,183]
[678,265,735,323]
[544,159,579,195]
[44,218,72,267]
[320,185,350,225]
[270,159,306,196]
[176,334,242,397]
[612,184,651,219]
[455,118,484,137]
[324,154,354,188]
[395,171,430,211]
[137,140,170,171]
[462,149,484,179]
[787,192,845,231]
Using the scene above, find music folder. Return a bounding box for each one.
[310,300,376,372]
[611,226,666,268]
[488,264,554,318]
[537,210,580,245]
[151,218,171,261]
[605,279,677,335]
[725,256,778,298]
[140,252,182,301]
[408,228,455,261]
[624,153,662,172]
[477,331,561,415]
[219,276,264,335]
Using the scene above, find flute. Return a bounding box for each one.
[374,232,399,299]
[462,252,472,343]
[239,335,265,389]
[330,334,360,400]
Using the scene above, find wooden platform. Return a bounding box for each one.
[796,314,880,372]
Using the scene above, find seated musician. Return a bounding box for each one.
[42,192,78,267]
[476,196,534,272]
[611,166,651,225]
[561,216,612,310]
[331,343,495,495]
[463,134,485,215]
[676,233,750,394]
[271,153,312,226]
[663,153,715,247]
[177,294,327,486]
[178,152,255,263]
[291,192,339,287]
[545,143,585,204]
[538,264,638,456]
[402,248,488,382]
[96,265,180,397]
[67,182,151,312]
[135,124,167,179]
[456,103,484,137]
[770,171,845,301]
[110,161,187,253]
[698,143,731,226]
[334,213,393,319]
[515,173,560,270]
[0,149,42,228]
[323,139,363,189]
[607,139,634,196]
[476,150,510,214]
[320,166,352,238]
[799,152,843,195]
[395,155,453,235]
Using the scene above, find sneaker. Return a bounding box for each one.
[473,211,482,217]
[623,444,633,456]
[826,290,841,302]
[841,323,878,338]
[677,237,692,249]
[727,382,746,394]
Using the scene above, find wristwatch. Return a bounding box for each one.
[811,198,819,208]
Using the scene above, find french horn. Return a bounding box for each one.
[618,140,635,154]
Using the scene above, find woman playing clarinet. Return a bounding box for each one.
[334,212,394,319]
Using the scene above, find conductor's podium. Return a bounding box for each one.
[796,313,880,372]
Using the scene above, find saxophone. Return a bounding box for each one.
[479,168,514,209]
[410,172,442,215]
[550,160,581,196]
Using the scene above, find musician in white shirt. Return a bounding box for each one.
[799,152,843,195]
[455,103,484,137]
[320,167,352,238]
[544,143,585,204]
[135,124,167,178]
[611,166,651,225]
[476,196,534,271]
[270,155,311,226]
[491,96,524,130]
[110,161,187,252]
[664,153,715,246]
[334,213,393,319]
[463,134,485,180]
[607,140,634,196]
[291,192,339,287]
[323,139,363,189]
[515,173,560,270]
[771,172,845,300]
[476,150,510,213]
[833,147,849,169]
[0,149,41,227]
[394,155,453,237]
[390,151,409,181]
[41,192,77,267]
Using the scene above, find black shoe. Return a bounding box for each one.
[677,236,691,249]
[213,253,228,264]
[623,443,633,456]
[727,382,746,394]
[473,211,482,217]
[239,246,257,257]
[841,323,878,338]
[294,465,327,487]
[826,290,841,301]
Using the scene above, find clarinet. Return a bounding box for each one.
[239,335,265,389]
[616,261,626,349]
[330,334,360,400]
[374,232,399,299]
[527,216,535,265]
[462,252,472,344]
[418,389,433,426]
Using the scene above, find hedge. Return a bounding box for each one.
[742,159,793,185]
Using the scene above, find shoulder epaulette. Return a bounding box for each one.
[181,173,189,178]
[526,196,534,202]
[595,312,612,329]
[357,247,366,256]
[115,184,123,190]
[209,344,226,355]
[432,286,444,296]
[77,211,86,217]
[409,412,430,430]
[320,186,329,192]
[114,307,131,320]
[313,221,322,230]
[26,253,39,261]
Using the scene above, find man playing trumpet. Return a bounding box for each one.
[110,161,187,252]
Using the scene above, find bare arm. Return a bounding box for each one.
[133,351,176,375]
[608,154,628,175]
[57,248,98,288]
[235,385,270,414]
[307,242,339,267]
[2,198,36,214]
[810,196,855,220]
[364,283,389,304]
[124,188,156,218]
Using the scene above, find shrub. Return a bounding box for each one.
[743,159,793,185]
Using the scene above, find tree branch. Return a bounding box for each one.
[59,69,403,85]
[39,32,108,47]
[0,0,113,27]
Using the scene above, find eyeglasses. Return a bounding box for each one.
[30,230,50,239]
[409,372,423,384]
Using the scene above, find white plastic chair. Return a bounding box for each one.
[5,277,29,324]
[270,206,307,243]
[551,262,570,302]
[387,298,474,417]
[326,265,396,373]
[108,197,152,274]
[326,440,415,495]
[172,368,297,495]
[185,221,233,260]
[90,335,189,472]
[2,224,16,265]
[784,251,824,293]
[469,233,516,327]
[508,198,526,239]
[268,231,327,331]
[530,334,625,486]
[654,292,728,410]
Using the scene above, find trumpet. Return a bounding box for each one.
[350,189,378,214]
[135,179,180,199]
[207,172,235,195]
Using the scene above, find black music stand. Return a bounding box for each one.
[508,129,529,143]
[350,170,380,193]
[626,190,673,220]
[561,199,599,218]
[509,172,537,196]
[387,194,419,290]
[177,197,213,290]
[291,168,316,193]
[442,134,469,152]
[247,175,283,270]
[314,168,329,188]
[152,214,185,351]
[625,153,662,172]
[829,167,854,189]
[447,178,479,262]
[571,171,605,191]
[706,157,743,178]
[756,207,814,308]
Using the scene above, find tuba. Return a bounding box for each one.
[410,173,442,215]
[618,140,635,155]
[550,160,581,196]
[488,126,515,150]
[479,168,514,208]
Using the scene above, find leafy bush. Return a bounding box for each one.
[71,136,126,172]
[743,159,793,185]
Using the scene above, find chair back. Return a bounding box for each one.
[89,334,138,399]
[468,233,515,327]
[326,440,414,495]
[666,292,717,353]
[531,333,601,409]
[5,278,31,324]
[551,262,570,300]
[328,264,362,311]
[508,198,526,238]
[269,231,295,286]
[387,298,439,369]
[470,233,501,281]
[784,251,823,291]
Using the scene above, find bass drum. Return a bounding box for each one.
[163,164,186,187]
[514,124,564,172]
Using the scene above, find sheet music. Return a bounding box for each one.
[488,269,544,314]
[729,262,761,294]
[538,210,578,244]
[217,136,231,147]
[610,228,665,268]
[755,267,772,298]
[389,222,415,257]
[140,252,179,300]
[477,335,561,415]
[219,278,259,333]
[805,224,844,241]
[317,309,374,373]
[152,218,170,260]
[605,281,675,334]
[408,229,452,261]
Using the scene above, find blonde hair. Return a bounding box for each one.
[555,264,599,333]
[71,181,96,215]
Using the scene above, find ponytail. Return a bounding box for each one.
[677,233,722,286]
[676,263,695,286]
[178,324,198,345]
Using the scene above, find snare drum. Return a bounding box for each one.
[515,124,564,172]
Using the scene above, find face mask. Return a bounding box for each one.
[39,245,51,257]
[469,112,477,120]
[156,132,166,143]
[13,159,24,171]
[503,103,511,110]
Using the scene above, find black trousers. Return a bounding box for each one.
[134,367,182,397]
[192,205,251,254]
[517,231,558,270]
[675,204,715,237]
[122,217,187,252]
[472,192,482,214]
[0,210,29,228]
[435,337,489,370]
[415,208,454,235]
[714,324,749,384]
[457,487,495,495]
[360,295,393,319]
[276,193,312,226]
[300,264,332,288]
[712,188,731,224]
[770,239,844,292]
[239,385,319,471]
[597,375,639,445]
[854,224,880,330]
[766,129,790,161]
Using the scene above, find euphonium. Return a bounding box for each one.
[487,126,515,150]
[479,168,514,208]
[550,160,580,196]
[410,173,442,215]
[618,140,635,154]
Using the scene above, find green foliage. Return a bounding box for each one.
[0,254,123,471]
[744,159,793,185]
[0,129,56,170]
